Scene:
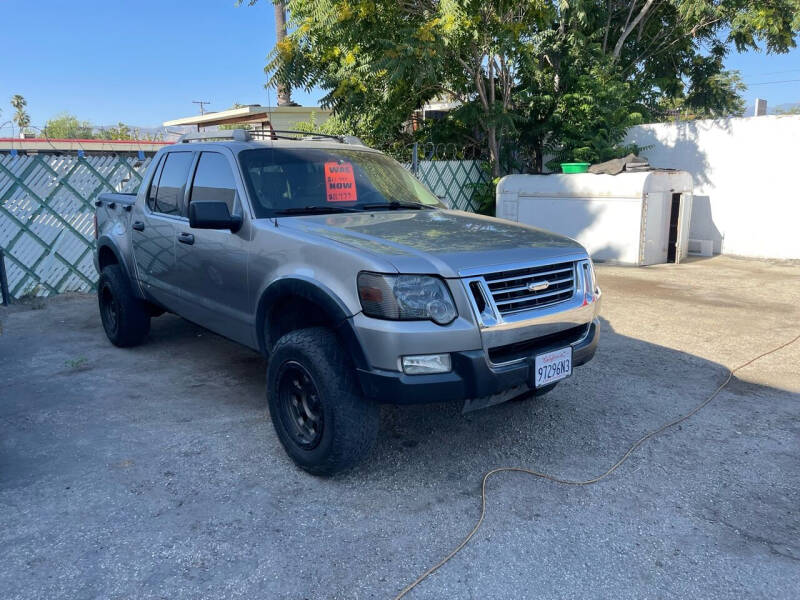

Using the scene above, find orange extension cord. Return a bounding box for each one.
[393,332,800,599]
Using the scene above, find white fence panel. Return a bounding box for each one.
[0,152,152,299]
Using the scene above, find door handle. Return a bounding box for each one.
[178,232,195,245]
[132,221,145,232]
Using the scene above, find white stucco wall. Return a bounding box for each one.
[625,115,800,260]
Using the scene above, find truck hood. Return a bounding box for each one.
[281,209,586,277]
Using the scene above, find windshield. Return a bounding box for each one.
[238,147,443,218]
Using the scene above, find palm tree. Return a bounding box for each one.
[10,94,31,135]
[273,1,295,106]
[240,0,296,106]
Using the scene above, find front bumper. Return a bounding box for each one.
[357,318,599,405]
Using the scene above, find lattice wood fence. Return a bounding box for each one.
[407,159,487,212]
[0,152,152,300]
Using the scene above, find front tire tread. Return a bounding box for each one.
[267,326,378,475]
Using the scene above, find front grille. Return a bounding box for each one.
[482,261,576,315]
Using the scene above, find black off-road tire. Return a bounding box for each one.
[266,327,379,475]
[97,264,151,347]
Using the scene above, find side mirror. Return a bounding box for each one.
[189,201,242,232]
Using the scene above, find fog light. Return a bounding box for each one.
[401,353,452,375]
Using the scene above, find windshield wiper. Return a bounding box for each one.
[357,200,433,211]
[273,205,361,215]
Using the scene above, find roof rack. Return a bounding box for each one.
[177,129,363,146]
[177,130,249,143]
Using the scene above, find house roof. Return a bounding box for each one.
[0,138,171,152]
[163,106,272,128]
[162,105,332,128]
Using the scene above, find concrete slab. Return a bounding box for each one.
[1,256,798,599]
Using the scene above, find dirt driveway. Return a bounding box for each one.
[1,256,798,599]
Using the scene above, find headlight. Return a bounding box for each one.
[357,272,457,325]
[582,258,597,304]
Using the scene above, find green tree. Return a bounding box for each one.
[265,0,800,175]
[97,123,163,141]
[134,128,164,142]
[96,122,133,140]
[42,113,95,139]
[653,71,747,121]
[775,103,800,115]
[10,94,31,134]
[267,0,547,175]
[39,112,156,140]
[291,111,352,136]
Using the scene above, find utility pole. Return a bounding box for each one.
[192,100,211,115]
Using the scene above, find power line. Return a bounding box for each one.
[750,67,800,77]
[746,78,800,86]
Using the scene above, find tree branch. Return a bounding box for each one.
[602,0,613,53]
[622,0,637,36]
[636,1,656,43]
[470,54,490,112]
[498,54,512,110]
[613,0,655,60]
[489,51,496,107]
[623,16,723,73]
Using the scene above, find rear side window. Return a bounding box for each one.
[146,155,165,211]
[189,152,237,213]
[153,152,193,216]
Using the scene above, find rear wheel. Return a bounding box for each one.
[266,327,379,475]
[97,264,150,347]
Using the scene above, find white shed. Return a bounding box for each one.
[496,171,694,265]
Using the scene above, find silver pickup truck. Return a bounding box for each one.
[94,130,600,474]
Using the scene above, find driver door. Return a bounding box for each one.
[173,150,252,346]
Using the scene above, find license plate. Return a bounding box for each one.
[533,347,573,387]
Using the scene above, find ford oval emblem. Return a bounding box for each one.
[528,280,550,292]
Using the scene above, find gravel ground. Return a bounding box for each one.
[1,255,799,599]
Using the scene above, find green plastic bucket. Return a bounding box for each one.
[560,162,590,174]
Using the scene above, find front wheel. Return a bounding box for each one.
[266,327,379,475]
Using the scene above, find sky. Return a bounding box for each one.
[0,0,317,134]
[1,0,799,135]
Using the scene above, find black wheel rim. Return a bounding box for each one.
[100,283,118,334]
[277,361,324,450]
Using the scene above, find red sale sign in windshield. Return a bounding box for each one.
[325,161,357,202]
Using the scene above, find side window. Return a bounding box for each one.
[146,155,165,211]
[189,152,237,214]
[154,152,193,216]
